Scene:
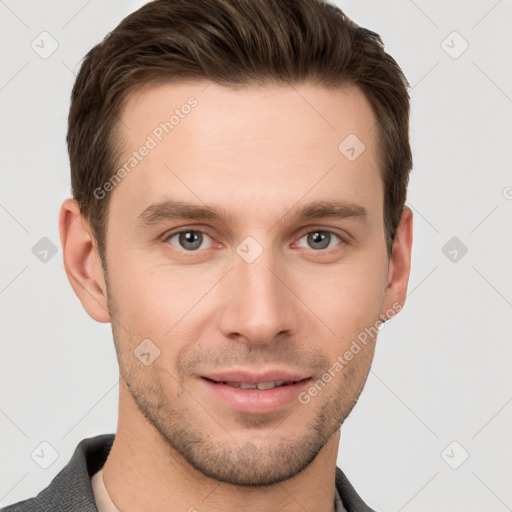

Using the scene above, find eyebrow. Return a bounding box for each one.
[136,198,368,227]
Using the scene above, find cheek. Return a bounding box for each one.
[108,260,215,351]
[302,258,387,334]
[110,261,161,311]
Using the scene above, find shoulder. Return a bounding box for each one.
[335,466,379,512]
[2,434,115,512]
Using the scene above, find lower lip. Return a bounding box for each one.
[200,378,311,414]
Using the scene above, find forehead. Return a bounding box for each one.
[110,81,382,226]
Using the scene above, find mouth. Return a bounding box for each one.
[205,379,303,390]
[199,372,312,415]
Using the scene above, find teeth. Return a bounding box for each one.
[223,380,291,390]
[257,381,276,390]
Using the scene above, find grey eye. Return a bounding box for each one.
[297,231,341,251]
[168,231,212,251]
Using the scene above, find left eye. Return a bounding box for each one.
[167,231,213,251]
[296,230,342,251]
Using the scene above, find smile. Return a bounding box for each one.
[200,374,311,414]
[222,380,292,390]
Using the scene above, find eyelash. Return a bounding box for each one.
[162,227,347,256]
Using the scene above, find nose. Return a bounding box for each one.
[217,244,299,346]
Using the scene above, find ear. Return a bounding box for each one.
[381,206,413,320]
[59,198,111,323]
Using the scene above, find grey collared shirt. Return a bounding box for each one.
[335,486,348,512]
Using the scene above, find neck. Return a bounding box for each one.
[101,381,341,512]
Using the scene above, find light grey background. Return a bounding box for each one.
[1,1,511,510]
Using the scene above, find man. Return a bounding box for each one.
[3,0,413,510]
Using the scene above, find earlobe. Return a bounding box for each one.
[381,206,413,320]
[58,198,111,323]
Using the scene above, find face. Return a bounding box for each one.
[100,81,400,486]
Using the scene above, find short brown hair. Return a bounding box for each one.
[67,0,412,265]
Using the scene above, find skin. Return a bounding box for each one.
[59,81,413,512]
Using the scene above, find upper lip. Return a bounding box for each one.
[201,369,311,384]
